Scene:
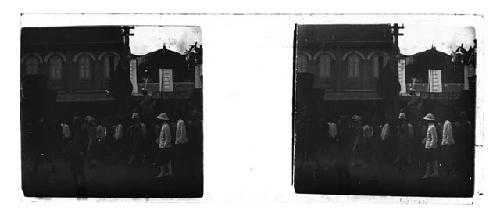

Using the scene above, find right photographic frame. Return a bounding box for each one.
[292,22,477,197]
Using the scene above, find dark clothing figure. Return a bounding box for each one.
[187,118,203,173]
[85,120,97,168]
[379,123,395,163]
[334,118,352,191]
[152,123,162,165]
[69,119,88,191]
[301,118,317,162]
[337,119,352,153]
[112,122,126,162]
[128,121,147,164]
[394,121,414,170]
[454,119,473,177]
[32,119,57,174]
[350,120,364,166]
[316,121,331,154]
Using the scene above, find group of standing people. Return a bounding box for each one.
[416,111,473,179]
[298,110,473,182]
[23,104,203,188]
[155,112,191,178]
[76,110,200,182]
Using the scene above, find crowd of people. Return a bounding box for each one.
[22,105,203,189]
[296,110,474,182]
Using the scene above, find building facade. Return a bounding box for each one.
[403,45,464,94]
[21,26,130,102]
[21,26,136,121]
[294,24,398,119]
[399,44,477,121]
[130,43,203,117]
[133,44,201,98]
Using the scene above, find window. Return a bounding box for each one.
[78,55,92,80]
[103,55,118,79]
[372,55,380,78]
[26,56,39,75]
[319,55,331,78]
[372,54,386,78]
[347,55,361,78]
[49,56,63,80]
[296,55,308,73]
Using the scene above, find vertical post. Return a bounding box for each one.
[115,26,134,118]
[391,23,404,119]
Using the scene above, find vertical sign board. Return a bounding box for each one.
[129,59,139,94]
[464,65,470,90]
[195,65,202,88]
[428,69,442,93]
[159,69,174,92]
[468,64,475,77]
[398,59,406,94]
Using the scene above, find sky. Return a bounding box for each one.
[128,24,475,56]
[399,24,476,55]
[130,26,202,55]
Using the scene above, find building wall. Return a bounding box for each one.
[136,47,192,84]
[296,47,391,91]
[21,50,121,92]
[404,47,464,84]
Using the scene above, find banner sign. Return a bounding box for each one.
[464,65,470,90]
[129,59,138,94]
[195,65,202,89]
[428,69,442,93]
[159,69,173,92]
[398,59,406,94]
[467,64,475,77]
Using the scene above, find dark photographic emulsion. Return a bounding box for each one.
[293,24,476,197]
[21,26,203,198]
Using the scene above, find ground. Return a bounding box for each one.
[21,149,203,198]
[294,148,474,197]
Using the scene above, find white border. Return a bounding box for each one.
[16,13,485,204]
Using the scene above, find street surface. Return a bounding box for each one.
[22,151,203,198]
[294,148,473,197]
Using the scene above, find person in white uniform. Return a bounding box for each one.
[421,113,439,179]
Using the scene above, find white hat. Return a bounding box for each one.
[398,113,406,120]
[157,113,170,121]
[423,113,435,121]
[84,115,95,123]
[351,115,362,122]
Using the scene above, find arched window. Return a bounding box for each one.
[78,55,92,80]
[26,56,40,75]
[372,55,381,78]
[48,55,63,80]
[347,55,361,78]
[296,55,308,73]
[103,55,119,79]
[319,54,331,78]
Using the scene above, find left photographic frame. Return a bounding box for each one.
[20,25,203,198]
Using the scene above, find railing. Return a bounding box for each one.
[406,83,464,93]
[136,82,196,99]
[138,82,195,93]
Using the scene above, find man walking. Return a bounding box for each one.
[156,113,173,177]
[421,113,439,179]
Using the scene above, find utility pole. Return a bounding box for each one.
[391,23,404,55]
[388,23,404,120]
[121,26,134,50]
[111,26,134,118]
